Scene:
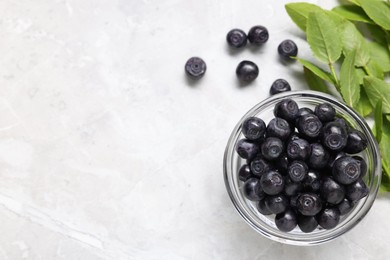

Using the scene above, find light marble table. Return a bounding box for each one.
[0,0,389,259]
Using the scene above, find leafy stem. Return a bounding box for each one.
[328,63,339,89]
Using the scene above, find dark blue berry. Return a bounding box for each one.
[337,198,354,215]
[274,153,289,174]
[298,107,314,117]
[185,57,206,79]
[274,99,299,123]
[352,156,367,178]
[238,164,253,182]
[250,156,270,177]
[284,178,303,196]
[261,137,284,161]
[308,143,330,169]
[236,60,259,83]
[242,117,266,141]
[298,215,318,233]
[332,156,361,185]
[320,177,345,205]
[257,199,272,215]
[297,114,322,139]
[314,103,336,122]
[334,118,350,131]
[270,79,291,95]
[290,194,300,208]
[226,29,247,48]
[278,40,298,60]
[317,207,340,229]
[303,170,322,192]
[265,194,289,214]
[260,171,285,195]
[297,193,322,216]
[327,152,346,169]
[266,117,291,140]
[322,121,348,151]
[346,179,369,202]
[243,177,265,201]
[248,25,269,45]
[275,209,297,232]
[288,160,308,182]
[287,138,311,161]
[344,129,368,154]
[235,139,259,160]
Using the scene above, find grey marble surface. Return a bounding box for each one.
[0,0,389,259]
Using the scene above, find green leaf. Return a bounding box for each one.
[296,58,336,84]
[380,119,390,191]
[363,76,390,114]
[366,24,387,45]
[375,99,383,143]
[307,11,343,64]
[340,21,370,67]
[348,0,361,6]
[366,60,384,80]
[355,67,365,85]
[358,0,390,30]
[285,3,323,32]
[303,67,330,94]
[355,87,373,117]
[387,115,390,122]
[368,41,390,72]
[332,5,374,24]
[340,50,360,107]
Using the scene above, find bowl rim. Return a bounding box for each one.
[223,90,382,246]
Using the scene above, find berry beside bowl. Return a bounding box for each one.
[223,91,381,245]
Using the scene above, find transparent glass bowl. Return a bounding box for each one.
[223,91,381,246]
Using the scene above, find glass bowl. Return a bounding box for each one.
[223,91,381,246]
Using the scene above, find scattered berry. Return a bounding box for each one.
[270,79,291,95]
[185,57,206,79]
[248,25,269,45]
[278,40,298,60]
[236,60,259,83]
[226,29,247,48]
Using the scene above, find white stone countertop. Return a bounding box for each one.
[0,0,389,259]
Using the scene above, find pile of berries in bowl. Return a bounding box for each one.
[223,91,381,245]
